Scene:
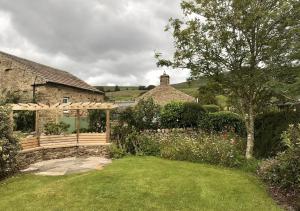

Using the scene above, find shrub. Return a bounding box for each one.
[160,102,184,128]
[159,132,246,168]
[108,144,126,159]
[202,104,220,113]
[182,102,206,128]
[44,122,70,135]
[133,98,160,130]
[112,126,160,156]
[14,111,35,133]
[118,99,160,130]
[258,124,300,192]
[0,106,20,179]
[111,124,136,154]
[254,111,300,158]
[133,134,160,156]
[201,111,246,137]
[88,110,106,132]
[161,102,206,128]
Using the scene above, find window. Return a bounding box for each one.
[63,97,69,104]
[63,97,70,114]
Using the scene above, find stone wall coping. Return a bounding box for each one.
[20,143,111,153]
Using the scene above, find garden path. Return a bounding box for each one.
[21,157,112,176]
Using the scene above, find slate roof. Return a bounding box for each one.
[0,51,102,93]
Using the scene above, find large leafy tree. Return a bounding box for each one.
[156,0,300,158]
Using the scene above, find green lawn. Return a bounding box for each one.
[0,157,280,211]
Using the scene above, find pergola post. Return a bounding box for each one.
[76,109,80,144]
[105,109,110,143]
[9,110,14,134]
[35,110,40,146]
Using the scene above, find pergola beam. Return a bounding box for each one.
[9,102,118,111]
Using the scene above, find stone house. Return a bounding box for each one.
[136,72,195,106]
[0,51,104,127]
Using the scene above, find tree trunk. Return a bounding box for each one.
[245,105,255,159]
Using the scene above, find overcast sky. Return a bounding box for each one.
[0,0,190,86]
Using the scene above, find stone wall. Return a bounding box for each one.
[36,84,104,124]
[0,54,104,126]
[16,144,110,169]
[0,54,45,102]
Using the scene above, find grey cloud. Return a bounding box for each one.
[0,0,186,85]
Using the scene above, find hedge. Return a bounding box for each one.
[202,104,220,113]
[200,111,246,137]
[254,111,300,158]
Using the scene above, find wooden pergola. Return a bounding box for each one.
[9,102,118,148]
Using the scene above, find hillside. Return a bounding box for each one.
[98,79,206,101]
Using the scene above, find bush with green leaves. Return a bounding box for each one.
[133,98,161,130]
[160,102,184,128]
[258,124,300,193]
[254,111,300,158]
[159,131,246,168]
[202,104,220,113]
[108,143,126,159]
[161,102,206,128]
[14,111,35,133]
[44,122,70,135]
[200,111,246,137]
[182,102,206,128]
[118,98,160,131]
[88,110,106,132]
[111,125,160,156]
[0,106,20,179]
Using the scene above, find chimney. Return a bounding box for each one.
[160,71,170,85]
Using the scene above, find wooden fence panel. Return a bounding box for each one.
[21,137,39,150]
[79,133,106,144]
[20,133,107,150]
[40,134,77,147]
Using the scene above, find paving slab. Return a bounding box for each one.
[21,157,112,176]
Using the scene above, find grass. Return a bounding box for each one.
[0,157,280,211]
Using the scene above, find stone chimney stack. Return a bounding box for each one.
[160,71,170,86]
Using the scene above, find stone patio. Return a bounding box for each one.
[21,157,112,176]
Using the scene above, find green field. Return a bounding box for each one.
[101,79,203,101]
[0,157,280,211]
[105,89,146,101]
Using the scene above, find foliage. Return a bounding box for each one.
[0,90,21,104]
[108,143,126,159]
[258,125,300,193]
[88,110,106,132]
[44,122,70,135]
[111,126,160,156]
[0,90,35,133]
[133,98,160,130]
[160,102,184,128]
[201,111,246,137]
[111,124,135,152]
[159,132,246,168]
[197,81,223,105]
[13,111,35,133]
[0,106,20,179]
[114,85,120,92]
[254,111,300,158]
[118,98,160,130]
[156,0,300,158]
[202,104,220,113]
[161,102,206,128]
[182,102,206,128]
